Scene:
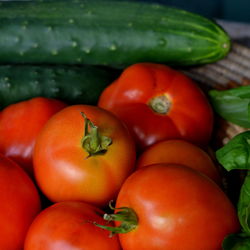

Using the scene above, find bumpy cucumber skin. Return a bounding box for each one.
[0,0,230,67]
[0,65,116,108]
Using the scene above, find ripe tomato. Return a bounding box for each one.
[24,201,121,250]
[100,164,240,250]
[137,139,221,184]
[0,97,67,175]
[98,63,213,150]
[0,154,41,250]
[33,105,136,207]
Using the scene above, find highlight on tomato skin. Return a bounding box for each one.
[0,154,41,250]
[0,97,67,176]
[24,201,121,250]
[136,139,222,185]
[98,164,240,250]
[98,63,214,151]
[33,104,136,207]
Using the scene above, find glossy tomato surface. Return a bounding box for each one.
[0,97,67,175]
[98,63,214,150]
[115,164,240,250]
[33,105,136,207]
[0,154,41,250]
[24,201,121,250]
[136,139,221,184]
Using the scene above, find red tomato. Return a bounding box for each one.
[0,97,67,175]
[24,201,121,250]
[98,63,213,150]
[137,139,221,184]
[0,154,41,250]
[102,164,240,250]
[33,105,136,207]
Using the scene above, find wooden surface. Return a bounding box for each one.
[218,20,250,40]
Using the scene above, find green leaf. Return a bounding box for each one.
[238,172,250,234]
[209,86,250,128]
[223,232,250,250]
[216,131,250,171]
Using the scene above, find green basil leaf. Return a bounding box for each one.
[223,232,250,250]
[209,86,250,128]
[216,131,250,171]
[238,172,250,234]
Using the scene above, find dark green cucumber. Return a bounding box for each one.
[0,0,230,67]
[0,65,117,108]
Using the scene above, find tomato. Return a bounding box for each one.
[137,139,221,184]
[33,105,136,207]
[0,97,67,175]
[24,201,121,250]
[0,154,41,250]
[98,63,214,150]
[99,164,240,250]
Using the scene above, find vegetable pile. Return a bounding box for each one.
[0,0,245,249]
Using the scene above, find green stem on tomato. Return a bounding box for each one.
[81,112,112,157]
[94,202,138,236]
[148,95,171,114]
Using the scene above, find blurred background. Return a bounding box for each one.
[138,0,250,23]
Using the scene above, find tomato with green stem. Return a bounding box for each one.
[33,105,136,207]
[24,201,121,250]
[96,164,240,250]
[98,63,214,151]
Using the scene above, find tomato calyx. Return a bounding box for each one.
[81,112,112,157]
[148,95,171,114]
[94,201,138,236]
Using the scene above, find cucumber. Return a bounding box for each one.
[0,0,230,67]
[0,65,117,108]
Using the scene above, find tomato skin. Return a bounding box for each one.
[137,139,221,184]
[98,63,213,150]
[0,154,41,250]
[0,97,67,175]
[115,164,240,250]
[24,201,121,250]
[33,105,136,207]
